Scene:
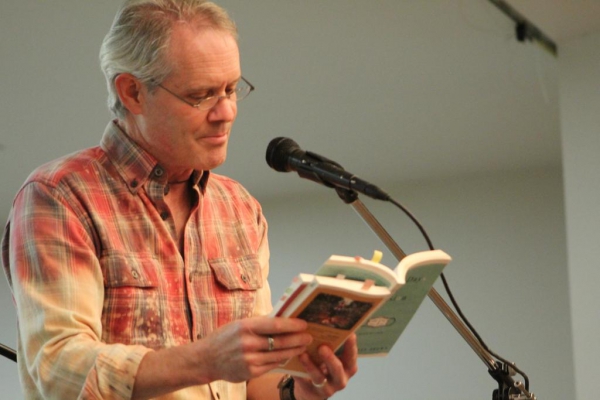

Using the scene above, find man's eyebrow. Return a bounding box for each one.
[186,77,242,93]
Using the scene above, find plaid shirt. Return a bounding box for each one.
[2,122,272,399]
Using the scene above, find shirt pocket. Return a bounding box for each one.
[101,252,160,288]
[208,253,263,291]
[100,252,164,347]
[207,254,263,322]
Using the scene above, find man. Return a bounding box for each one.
[1,1,357,399]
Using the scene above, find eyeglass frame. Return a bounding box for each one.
[154,76,255,110]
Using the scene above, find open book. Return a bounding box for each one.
[270,249,451,378]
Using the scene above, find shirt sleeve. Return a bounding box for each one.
[5,181,152,399]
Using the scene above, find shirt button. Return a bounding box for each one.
[131,179,139,188]
[153,166,165,177]
[160,211,169,220]
[131,269,139,280]
[241,274,249,283]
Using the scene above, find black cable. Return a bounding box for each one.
[387,196,529,391]
[388,198,434,251]
[439,272,530,390]
[0,343,17,363]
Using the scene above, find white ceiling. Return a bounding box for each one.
[1,1,599,209]
[505,0,600,43]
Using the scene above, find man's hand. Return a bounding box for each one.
[293,333,359,400]
[132,316,312,399]
[199,316,313,383]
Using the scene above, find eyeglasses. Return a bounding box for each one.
[156,76,255,110]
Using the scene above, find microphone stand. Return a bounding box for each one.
[1,343,17,363]
[334,188,536,400]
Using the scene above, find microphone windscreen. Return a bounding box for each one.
[266,137,299,172]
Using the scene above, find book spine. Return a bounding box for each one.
[271,277,311,317]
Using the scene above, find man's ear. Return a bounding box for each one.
[114,73,145,115]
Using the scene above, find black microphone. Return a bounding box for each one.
[266,137,390,201]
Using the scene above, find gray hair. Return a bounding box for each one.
[99,0,238,119]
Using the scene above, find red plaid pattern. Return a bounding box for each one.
[2,122,272,399]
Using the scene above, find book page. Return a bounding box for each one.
[315,255,399,289]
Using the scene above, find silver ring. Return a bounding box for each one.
[312,378,327,388]
[267,335,275,352]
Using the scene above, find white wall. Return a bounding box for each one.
[262,167,572,399]
[559,30,600,400]
[0,1,578,399]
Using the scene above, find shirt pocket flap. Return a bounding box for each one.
[209,254,263,291]
[101,253,160,288]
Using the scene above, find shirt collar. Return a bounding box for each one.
[100,121,210,194]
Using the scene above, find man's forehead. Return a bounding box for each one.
[166,25,240,85]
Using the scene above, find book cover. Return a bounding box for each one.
[315,250,451,356]
[272,275,390,378]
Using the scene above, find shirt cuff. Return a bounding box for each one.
[79,345,152,399]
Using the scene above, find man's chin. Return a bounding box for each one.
[197,153,227,172]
